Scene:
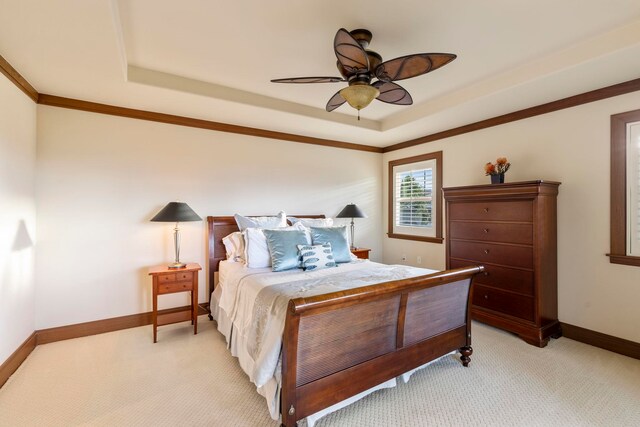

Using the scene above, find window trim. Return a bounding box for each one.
[388,151,443,243]
[609,108,640,267]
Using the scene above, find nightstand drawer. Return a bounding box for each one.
[158,281,193,295]
[158,273,176,284]
[449,240,533,269]
[449,221,533,245]
[176,271,193,282]
[473,284,534,322]
[449,200,532,222]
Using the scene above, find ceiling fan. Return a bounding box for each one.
[271,28,457,120]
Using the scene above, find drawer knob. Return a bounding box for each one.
[484,249,490,254]
[484,294,489,300]
[483,271,489,276]
[483,228,489,233]
[483,208,489,213]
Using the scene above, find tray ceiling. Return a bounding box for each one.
[1,0,640,147]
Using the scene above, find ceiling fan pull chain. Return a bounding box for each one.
[358,110,360,121]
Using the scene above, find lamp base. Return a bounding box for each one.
[167,262,187,269]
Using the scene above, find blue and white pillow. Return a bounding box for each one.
[297,243,337,271]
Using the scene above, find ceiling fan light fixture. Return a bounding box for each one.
[272,28,456,120]
[339,84,380,111]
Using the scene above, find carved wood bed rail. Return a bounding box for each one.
[206,215,483,427]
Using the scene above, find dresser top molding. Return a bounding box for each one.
[443,180,560,199]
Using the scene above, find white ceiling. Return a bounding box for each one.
[1,0,640,147]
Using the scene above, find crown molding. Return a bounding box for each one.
[0,52,381,153]
[0,54,38,102]
[383,77,640,153]
[3,51,640,154]
[37,94,383,153]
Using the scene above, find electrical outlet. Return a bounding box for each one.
[401,254,407,261]
[417,256,422,264]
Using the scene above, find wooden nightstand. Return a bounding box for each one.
[351,248,371,259]
[148,263,202,343]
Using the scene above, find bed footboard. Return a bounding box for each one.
[280,265,483,426]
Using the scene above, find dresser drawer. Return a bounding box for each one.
[449,200,533,222]
[472,284,535,322]
[450,259,534,296]
[449,240,533,269]
[158,280,193,295]
[449,221,533,245]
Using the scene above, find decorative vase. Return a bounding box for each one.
[490,173,505,184]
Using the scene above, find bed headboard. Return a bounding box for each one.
[206,215,325,296]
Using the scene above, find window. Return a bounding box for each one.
[609,109,640,266]
[388,152,443,243]
[628,121,640,256]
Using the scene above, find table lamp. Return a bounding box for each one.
[336,203,367,249]
[151,202,201,269]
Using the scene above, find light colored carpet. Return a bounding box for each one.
[0,317,638,426]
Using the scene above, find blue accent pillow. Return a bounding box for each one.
[297,243,336,271]
[263,229,311,272]
[310,226,351,263]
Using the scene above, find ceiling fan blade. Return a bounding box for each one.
[326,90,346,112]
[372,81,413,105]
[375,53,456,82]
[334,28,370,75]
[271,76,345,84]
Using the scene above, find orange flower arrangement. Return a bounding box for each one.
[484,157,511,175]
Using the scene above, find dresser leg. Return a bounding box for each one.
[459,346,473,367]
[550,331,562,339]
[520,335,549,348]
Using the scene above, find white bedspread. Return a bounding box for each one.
[212,260,439,423]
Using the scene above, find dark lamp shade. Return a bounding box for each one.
[150,202,201,222]
[336,203,367,219]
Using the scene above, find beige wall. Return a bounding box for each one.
[35,106,382,329]
[7,73,640,346]
[383,91,640,343]
[0,76,37,362]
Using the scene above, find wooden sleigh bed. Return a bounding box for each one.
[207,215,483,427]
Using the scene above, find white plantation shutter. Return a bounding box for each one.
[392,159,436,237]
[627,121,640,256]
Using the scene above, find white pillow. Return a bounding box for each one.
[222,231,245,262]
[244,223,306,268]
[289,217,334,227]
[234,211,286,231]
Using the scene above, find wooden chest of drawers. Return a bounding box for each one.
[443,181,561,347]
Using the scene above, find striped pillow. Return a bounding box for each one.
[222,231,245,262]
[297,243,337,271]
